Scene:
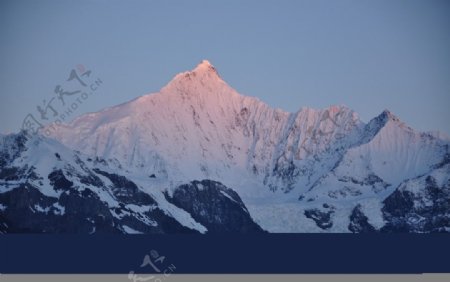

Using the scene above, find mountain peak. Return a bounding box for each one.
[169,60,221,82]
[362,109,406,141]
[379,109,401,123]
[191,59,219,76]
[161,60,225,95]
[371,109,405,129]
[197,59,213,68]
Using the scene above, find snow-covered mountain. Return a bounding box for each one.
[0,132,262,233]
[1,60,449,233]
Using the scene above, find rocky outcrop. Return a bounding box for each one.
[165,180,264,233]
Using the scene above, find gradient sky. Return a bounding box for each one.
[1,0,449,134]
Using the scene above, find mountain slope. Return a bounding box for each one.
[0,132,263,233]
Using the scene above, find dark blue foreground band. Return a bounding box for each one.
[1,234,449,274]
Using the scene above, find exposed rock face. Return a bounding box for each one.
[0,182,196,234]
[165,180,264,233]
[381,172,450,233]
[304,208,334,230]
[348,204,376,233]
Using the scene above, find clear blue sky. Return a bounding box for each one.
[1,0,449,134]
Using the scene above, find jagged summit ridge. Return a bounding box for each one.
[44,61,447,193]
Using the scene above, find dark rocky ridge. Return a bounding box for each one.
[165,180,265,233]
[381,175,450,232]
[348,204,376,233]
